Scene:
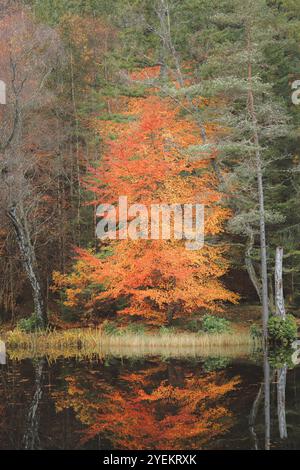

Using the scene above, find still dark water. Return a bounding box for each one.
[0,354,299,450]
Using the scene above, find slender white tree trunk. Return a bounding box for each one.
[275,246,286,319]
[274,246,288,439]
[0,340,6,365]
[7,206,47,327]
[23,358,45,449]
[247,27,269,341]
[277,365,288,439]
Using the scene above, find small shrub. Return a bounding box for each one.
[125,324,147,335]
[17,315,43,333]
[250,324,262,341]
[201,315,231,334]
[268,314,297,346]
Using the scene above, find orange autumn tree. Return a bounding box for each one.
[54,69,238,325]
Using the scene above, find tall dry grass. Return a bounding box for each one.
[2,327,253,360]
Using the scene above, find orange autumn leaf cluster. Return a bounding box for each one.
[130,65,161,81]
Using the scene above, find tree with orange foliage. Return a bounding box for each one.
[54,69,238,325]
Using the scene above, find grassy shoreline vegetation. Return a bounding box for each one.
[2,303,297,359]
[1,326,253,361]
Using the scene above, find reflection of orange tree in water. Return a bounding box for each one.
[52,362,240,449]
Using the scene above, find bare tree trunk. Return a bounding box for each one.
[70,50,81,246]
[275,246,286,319]
[277,365,288,440]
[247,28,269,341]
[0,340,6,365]
[264,347,271,450]
[23,358,45,449]
[274,246,288,439]
[268,273,275,314]
[245,227,262,302]
[156,0,184,87]
[249,367,276,450]
[249,382,263,450]
[7,206,47,327]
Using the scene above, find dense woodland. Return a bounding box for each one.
[1,0,300,330]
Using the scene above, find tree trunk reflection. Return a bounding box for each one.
[22,358,45,450]
[277,365,288,440]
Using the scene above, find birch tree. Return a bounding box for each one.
[0,5,63,326]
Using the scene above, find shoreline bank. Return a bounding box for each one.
[1,327,253,360]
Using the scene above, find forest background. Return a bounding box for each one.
[1,0,300,335]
